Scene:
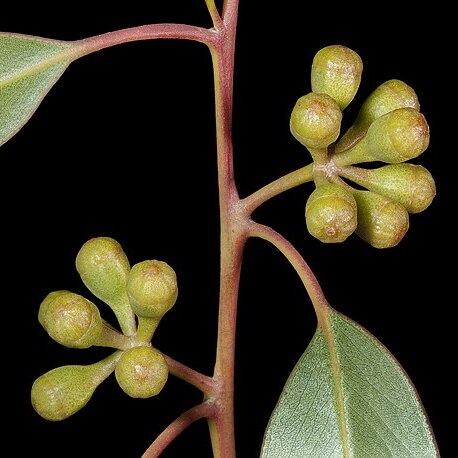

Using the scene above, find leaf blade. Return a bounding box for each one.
[261,308,438,457]
[0,33,76,147]
[262,327,344,457]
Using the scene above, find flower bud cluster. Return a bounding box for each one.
[290,45,434,247]
[32,237,176,420]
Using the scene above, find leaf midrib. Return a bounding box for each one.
[319,308,351,458]
[0,43,77,88]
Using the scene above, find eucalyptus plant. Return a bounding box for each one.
[1,1,439,456]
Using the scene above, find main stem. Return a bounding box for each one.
[208,1,242,456]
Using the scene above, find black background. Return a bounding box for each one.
[1,2,452,457]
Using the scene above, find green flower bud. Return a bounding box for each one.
[290,92,342,150]
[126,260,178,319]
[340,163,436,213]
[39,291,132,349]
[354,190,409,248]
[305,183,357,243]
[115,346,168,398]
[336,79,419,152]
[31,352,121,421]
[366,108,429,163]
[39,291,103,349]
[76,237,136,336]
[333,108,429,166]
[311,45,363,110]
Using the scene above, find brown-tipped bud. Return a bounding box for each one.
[290,92,342,150]
[334,107,430,167]
[311,45,363,110]
[126,260,178,319]
[367,108,429,163]
[336,79,419,152]
[354,190,409,248]
[305,183,357,243]
[31,352,120,421]
[76,237,135,336]
[341,163,436,213]
[115,346,168,398]
[39,291,103,349]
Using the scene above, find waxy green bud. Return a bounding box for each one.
[39,291,103,349]
[311,45,363,110]
[305,183,357,243]
[366,108,429,163]
[31,352,121,421]
[333,108,429,166]
[115,346,168,398]
[126,260,178,319]
[290,92,342,150]
[76,237,135,336]
[340,163,436,213]
[337,79,419,152]
[39,291,131,350]
[354,190,409,248]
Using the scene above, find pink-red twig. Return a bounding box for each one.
[141,401,215,458]
[74,23,217,58]
[163,354,216,395]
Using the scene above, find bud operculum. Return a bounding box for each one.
[311,44,363,110]
[366,107,429,163]
[305,183,357,243]
[115,346,168,398]
[290,92,342,155]
[127,260,178,319]
[333,108,430,166]
[39,291,103,349]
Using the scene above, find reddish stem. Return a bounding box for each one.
[163,354,216,395]
[141,401,215,458]
[247,222,330,321]
[73,23,217,57]
[206,1,242,456]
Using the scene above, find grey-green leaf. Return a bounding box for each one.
[0,33,77,147]
[261,308,438,457]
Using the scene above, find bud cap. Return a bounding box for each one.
[39,291,102,349]
[290,92,342,149]
[127,260,178,318]
[306,183,357,243]
[367,107,429,163]
[115,346,168,398]
[311,45,363,110]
